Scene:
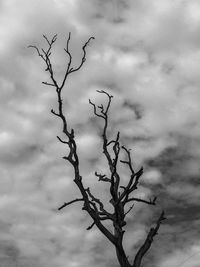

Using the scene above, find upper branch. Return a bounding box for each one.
[29,33,94,90]
[60,33,94,89]
[28,34,59,88]
[89,91,123,206]
[118,145,143,204]
[70,36,95,73]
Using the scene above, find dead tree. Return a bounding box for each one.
[29,33,166,267]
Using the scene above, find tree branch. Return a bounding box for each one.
[85,187,114,221]
[126,196,157,206]
[58,198,84,210]
[60,33,95,89]
[86,221,95,230]
[95,171,111,182]
[119,167,143,205]
[70,36,95,74]
[42,81,56,87]
[132,211,166,267]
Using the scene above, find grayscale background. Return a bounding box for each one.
[0,0,200,266]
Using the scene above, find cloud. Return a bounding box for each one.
[0,0,200,266]
[159,243,200,267]
[142,169,162,184]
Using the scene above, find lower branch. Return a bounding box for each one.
[132,211,166,267]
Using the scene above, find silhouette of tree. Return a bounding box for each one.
[29,33,166,267]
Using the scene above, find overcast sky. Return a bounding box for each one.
[0,0,200,266]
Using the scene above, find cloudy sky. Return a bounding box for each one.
[1,0,200,266]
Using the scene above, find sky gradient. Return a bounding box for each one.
[0,0,200,266]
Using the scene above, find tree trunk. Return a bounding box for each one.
[115,244,131,267]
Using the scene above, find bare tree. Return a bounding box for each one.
[29,33,166,267]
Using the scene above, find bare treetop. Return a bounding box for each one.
[29,34,165,267]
